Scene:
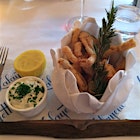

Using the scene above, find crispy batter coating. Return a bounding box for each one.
[115,55,126,71]
[61,46,78,64]
[58,58,88,92]
[58,28,136,94]
[71,28,81,50]
[73,42,83,57]
[105,63,116,80]
[101,59,116,80]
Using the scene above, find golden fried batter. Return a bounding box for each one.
[104,38,136,58]
[71,28,81,50]
[58,58,88,92]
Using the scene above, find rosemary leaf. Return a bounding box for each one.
[91,1,117,99]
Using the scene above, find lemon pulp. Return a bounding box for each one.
[14,50,46,77]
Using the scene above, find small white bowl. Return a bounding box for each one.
[5,76,47,117]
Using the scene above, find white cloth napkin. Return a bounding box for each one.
[51,18,136,115]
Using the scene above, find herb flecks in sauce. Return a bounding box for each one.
[15,83,31,99]
[34,85,45,94]
[8,78,45,109]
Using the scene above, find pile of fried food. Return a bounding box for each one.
[58,28,136,98]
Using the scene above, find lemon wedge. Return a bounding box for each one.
[14,50,46,77]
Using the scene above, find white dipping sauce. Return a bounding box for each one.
[8,78,45,109]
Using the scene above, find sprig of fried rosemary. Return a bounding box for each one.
[91,1,117,99]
